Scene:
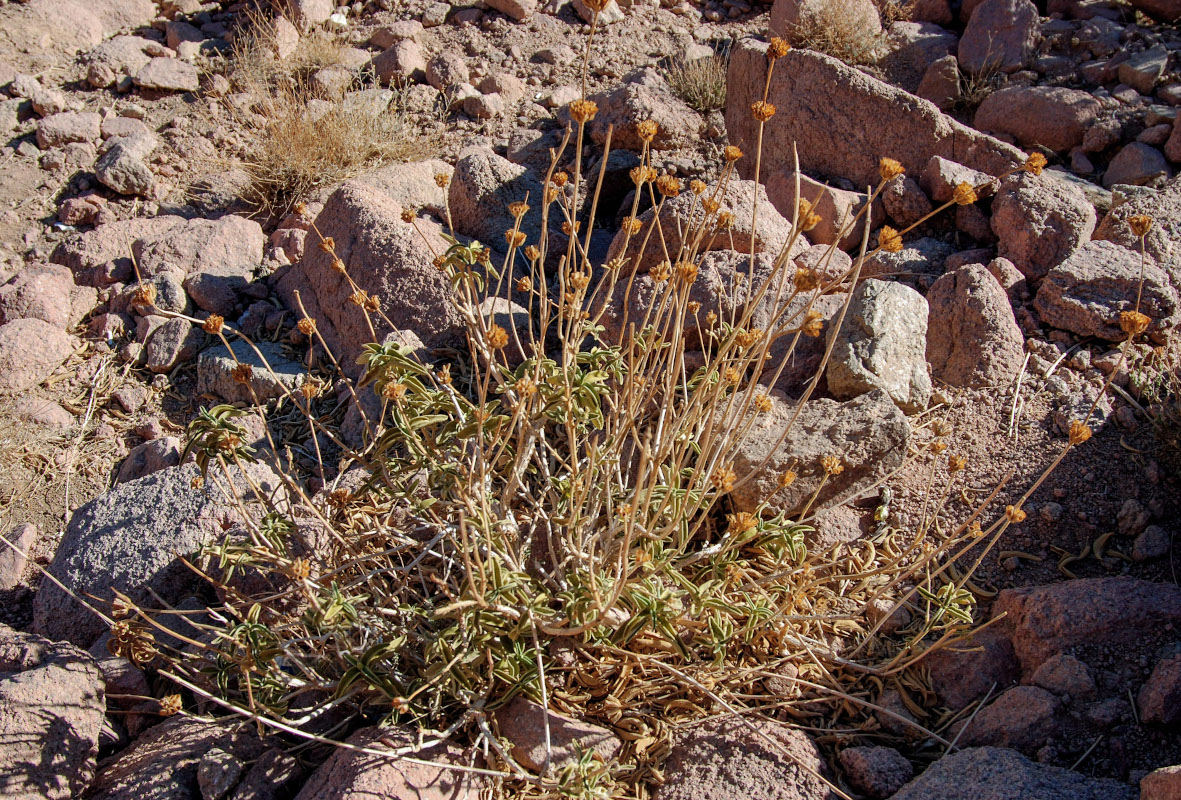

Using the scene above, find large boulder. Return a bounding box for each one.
[1034,240,1178,340]
[889,747,1136,800]
[926,264,1024,388]
[975,86,1102,153]
[656,716,832,800]
[132,215,265,281]
[275,180,465,374]
[606,179,802,275]
[33,461,286,647]
[588,68,702,152]
[725,40,1023,192]
[826,279,931,412]
[769,0,881,42]
[990,173,1096,280]
[727,389,911,518]
[446,148,543,248]
[51,216,184,286]
[957,0,1038,74]
[992,577,1181,675]
[1094,174,1181,285]
[0,623,106,800]
[0,318,77,395]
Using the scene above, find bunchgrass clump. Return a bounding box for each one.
[86,22,1157,800]
[787,1,886,66]
[663,55,727,113]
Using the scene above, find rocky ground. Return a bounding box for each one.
[0,0,1180,798]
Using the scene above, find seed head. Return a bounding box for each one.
[434,172,450,188]
[318,236,336,253]
[948,454,967,472]
[651,261,672,283]
[524,245,541,261]
[622,217,644,237]
[778,469,797,489]
[300,379,322,400]
[1005,504,1026,523]
[656,174,682,197]
[768,37,791,59]
[231,363,253,385]
[349,290,368,306]
[290,557,311,581]
[751,100,776,122]
[712,466,737,493]
[801,309,824,337]
[735,328,763,348]
[931,419,953,437]
[797,199,821,232]
[561,220,581,236]
[132,282,157,307]
[569,270,590,291]
[509,201,530,220]
[159,694,183,716]
[568,98,598,123]
[821,455,843,476]
[953,182,978,205]
[675,260,698,284]
[705,310,718,326]
[1022,152,1047,176]
[487,324,509,350]
[754,393,773,413]
[550,171,569,188]
[702,197,721,215]
[516,276,532,293]
[582,0,609,13]
[1068,419,1092,445]
[381,381,407,401]
[292,201,307,217]
[636,119,659,142]
[505,230,527,247]
[202,315,225,335]
[723,366,741,384]
[724,144,743,163]
[515,376,537,397]
[400,208,416,224]
[879,157,905,182]
[689,179,707,196]
[1119,310,1150,337]
[1129,214,1153,238]
[687,300,701,314]
[438,364,453,385]
[716,211,735,229]
[794,267,820,292]
[930,441,948,454]
[331,257,347,273]
[298,317,316,335]
[878,226,903,253]
[365,294,381,312]
[728,512,758,535]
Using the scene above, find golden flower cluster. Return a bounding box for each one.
[434,172,450,188]
[1129,214,1153,238]
[505,230,527,247]
[318,236,336,253]
[675,260,698,284]
[953,182,978,205]
[132,282,157,307]
[1120,310,1150,337]
[728,511,758,534]
[1023,152,1047,176]
[723,144,743,163]
[382,381,407,401]
[797,199,821,232]
[1068,420,1092,445]
[821,455,843,475]
[568,98,598,123]
[794,267,820,292]
[751,100,776,122]
[801,309,823,337]
[623,216,643,235]
[879,157,905,182]
[231,363,253,385]
[298,317,316,335]
[636,119,659,142]
[656,174,682,197]
[711,466,737,493]
[878,226,903,253]
[768,37,791,59]
[487,324,509,350]
[202,315,224,335]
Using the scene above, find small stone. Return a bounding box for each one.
[494,697,621,772]
[839,746,914,800]
[1133,525,1171,561]
[1103,142,1171,188]
[134,58,200,93]
[0,522,36,590]
[1138,649,1181,725]
[1030,653,1096,699]
[1119,46,1169,95]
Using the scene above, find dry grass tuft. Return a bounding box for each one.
[224,10,424,216]
[664,55,727,112]
[788,3,886,66]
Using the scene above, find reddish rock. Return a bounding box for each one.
[1034,240,1178,340]
[916,54,959,111]
[1093,174,1180,282]
[657,716,832,800]
[58,194,106,226]
[957,0,1038,74]
[142,317,203,373]
[990,173,1096,279]
[0,623,106,800]
[294,726,485,799]
[52,216,183,287]
[839,746,913,799]
[1138,649,1181,725]
[954,686,1061,752]
[115,437,182,483]
[992,577,1181,674]
[132,215,264,281]
[373,40,425,86]
[926,264,1024,388]
[12,395,74,429]
[1141,765,1181,800]
[795,243,853,285]
[882,174,935,227]
[725,41,1024,190]
[769,0,881,41]
[764,171,883,251]
[589,69,701,152]
[36,111,101,148]
[924,627,1020,710]
[1166,121,1181,163]
[1029,653,1096,698]
[275,180,464,373]
[1103,142,1172,188]
[0,318,77,394]
[0,263,94,329]
[0,522,36,590]
[975,86,1102,152]
[890,747,1136,800]
[133,57,199,92]
[920,156,996,203]
[494,697,621,772]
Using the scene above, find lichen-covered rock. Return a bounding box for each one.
[926,264,1024,388]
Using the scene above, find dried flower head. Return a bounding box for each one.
[716,211,735,229]
[365,294,381,312]
[318,236,336,253]
[349,290,368,306]
[689,179,707,196]
[754,393,773,413]
[931,419,953,437]
[569,270,590,291]
[231,363,253,385]
[509,201,530,220]
[702,197,721,215]
[550,171,569,188]
[514,376,537,397]
[675,260,698,284]
[290,557,311,581]
[382,381,408,401]
[735,328,763,349]
[930,441,948,454]
[1023,152,1047,176]
[751,101,776,122]
[202,314,224,335]
[728,512,758,535]
[768,37,791,59]
[723,144,743,163]
[797,199,821,232]
[723,366,741,385]
[516,276,532,294]
[505,230,527,248]
[159,694,183,717]
[132,282,157,307]
[705,310,718,326]
[794,267,820,292]
[687,300,701,314]
[437,364,453,385]
[487,324,509,350]
[879,157,905,182]
[401,208,416,223]
[561,220,581,236]
[297,317,316,335]
[711,466,737,493]
[1005,504,1026,523]
[1120,310,1150,337]
[1129,214,1153,238]
[636,119,659,142]
[650,261,672,283]
[878,226,903,253]
[331,257,347,274]
[948,454,967,472]
[524,245,541,261]
[656,174,682,197]
[582,0,609,13]
[292,201,307,217]
[622,216,644,236]
[778,469,797,489]
[821,455,844,475]
[568,98,598,123]
[1068,419,1092,445]
[953,182,978,205]
[801,309,824,337]
[300,379,321,400]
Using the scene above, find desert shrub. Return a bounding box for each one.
[221,10,422,216]
[664,55,727,112]
[105,21,1155,800]
[787,2,886,66]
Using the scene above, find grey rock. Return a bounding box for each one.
[926,265,1024,388]
[0,522,36,590]
[1133,525,1171,561]
[839,746,913,799]
[143,317,204,373]
[1118,46,1168,95]
[827,279,931,412]
[116,437,181,483]
[197,339,306,404]
[95,141,155,196]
